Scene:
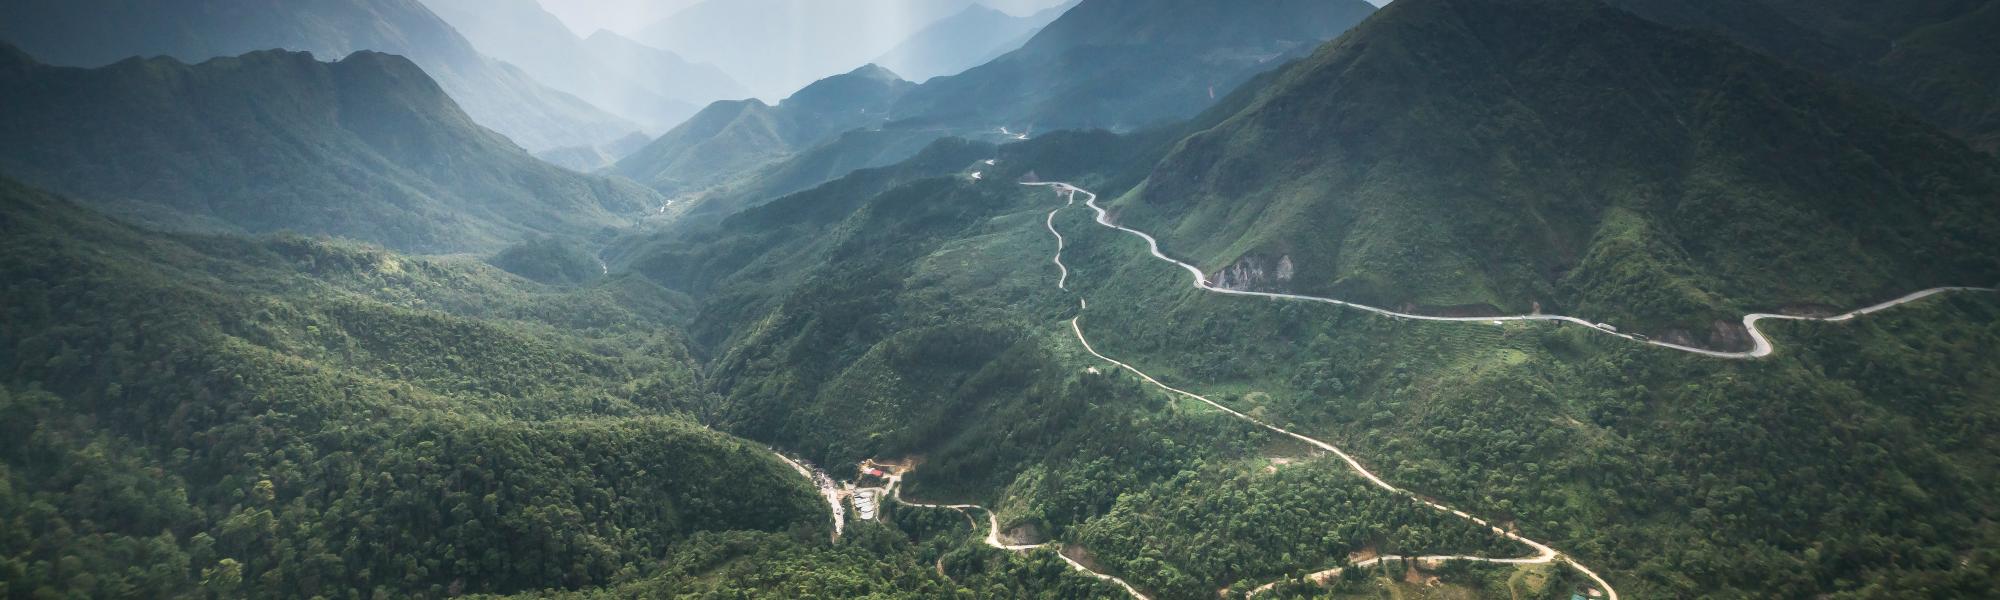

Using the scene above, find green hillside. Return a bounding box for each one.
[6,0,2000,598]
[0,47,661,253]
[1606,0,2000,153]
[618,111,2000,599]
[0,178,834,598]
[1110,0,2000,348]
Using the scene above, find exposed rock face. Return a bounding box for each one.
[1659,320,1755,352]
[1211,254,1295,291]
[1707,319,1753,352]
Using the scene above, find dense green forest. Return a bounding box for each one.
[0,180,824,599]
[1054,178,2000,597]
[1605,0,2000,154]
[4,0,2000,598]
[1107,0,2000,348]
[619,87,2000,596]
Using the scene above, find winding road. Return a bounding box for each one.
[1019,177,1998,596]
[1028,181,1619,598]
[878,468,1151,599]
[1027,182,1995,359]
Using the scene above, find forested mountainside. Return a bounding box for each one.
[0,179,823,598]
[610,0,1375,210]
[1105,0,2000,349]
[1605,0,2000,153]
[0,47,659,254]
[619,115,2000,598]
[619,132,1532,599]
[0,0,638,152]
[6,0,2000,598]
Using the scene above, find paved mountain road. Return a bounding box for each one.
[881,471,1150,598]
[1024,177,1991,596]
[1026,181,1612,599]
[1027,182,1994,359]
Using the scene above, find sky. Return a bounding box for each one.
[539,0,1078,38]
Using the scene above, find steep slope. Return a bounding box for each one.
[624,120,2000,598]
[0,47,660,253]
[611,64,916,196]
[872,2,1076,82]
[1605,0,2000,153]
[1110,0,2000,349]
[0,0,639,151]
[419,0,747,133]
[0,178,824,598]
[890,0,1378,132]
[636,0,976,100]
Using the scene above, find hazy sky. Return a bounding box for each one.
[539,0,1078,38]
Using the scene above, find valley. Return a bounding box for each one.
[3,0,1998,598]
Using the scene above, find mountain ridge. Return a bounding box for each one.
[0,0,641,151]
[1104,0,2000,348]
[419,0,748,133]
[0,46,661,253]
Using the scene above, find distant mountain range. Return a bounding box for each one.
[420,0,748,134]
[634,0,983,100]
[612,64,916,196]
[891,0,1378,132]
[615,0,1377,207]
[0,0,641,152]
[872,1,1078,83]
[0,46,659,253]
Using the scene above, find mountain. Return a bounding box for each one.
[614,0,1375,208]
[0,177,826,598]
[635,0,977,100]
[1603,0,2000,153]
[1103,0,2000,349]
[0,46,660,253]
[888,0,1379,132]
[872,2,1078,83]
[580,30,749,120]
[538,0,705,38]
[418,0,748,133]
[610,64,916,196]
[616,115,2000,598]
[0,0,640,152]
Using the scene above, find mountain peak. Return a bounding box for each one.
[779,63,914,114]
[845,63,904,83]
